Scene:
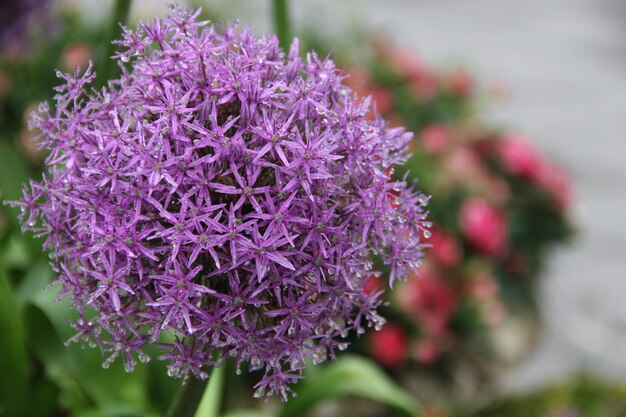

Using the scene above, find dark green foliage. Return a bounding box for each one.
[470,376,626,417]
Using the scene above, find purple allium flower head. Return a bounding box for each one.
[13,6,429,400]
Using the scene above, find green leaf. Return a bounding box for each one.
[73,405,161,417]
[222,411,272,417]
[23,303,91,412]
[0,234,32,270]
[0,268,29,417]
[0,141,46,258]
[29,377,61,417]
[23,283,157,415]
[146,356,180,415]
[0,142,30,201]
[194,366,224,417]
[0,141,32,233]
[279,356,420,417]
[14,258,54,306]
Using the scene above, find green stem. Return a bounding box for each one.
[272,0,291,50]
[97,0,132,86]
[167,375,210,417]
[0,269,28,417]
[193,366,225,417]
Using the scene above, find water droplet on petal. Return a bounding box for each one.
[124,361,135,373]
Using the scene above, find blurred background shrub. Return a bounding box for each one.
[302,35,574,407]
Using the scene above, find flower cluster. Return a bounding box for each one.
[13,8,429,400]
[339,39,573,371]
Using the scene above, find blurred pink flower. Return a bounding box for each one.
[421,124,450,154]
[537,163,574,209]
[414,339,440,365]
[388,47,429,80]
[369,86,394,114]
[409,74,438,102]
[460,198,508,256]
[428,227,462,268]
[448,68,473,97]
[465,273,499,301]
[344,66,371,94]
[369,323,408,368]
[498,135,543,180]
[61,43,92,71]
[443,147,484,185]
[482,176,511,206]
[382,46,437,101]
[343,68,394,118]
[498,135,573,208]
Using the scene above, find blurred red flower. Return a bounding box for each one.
[428,227,462,268]
[498,134,543,181]
[369,323,408,368]
[460,198,508,256]
[363,274,383,295]
[400,267,457,336]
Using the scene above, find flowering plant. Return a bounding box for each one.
[337,39,574,388]
[11,7,429,401]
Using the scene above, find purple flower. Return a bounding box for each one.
[12,6,429,400]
